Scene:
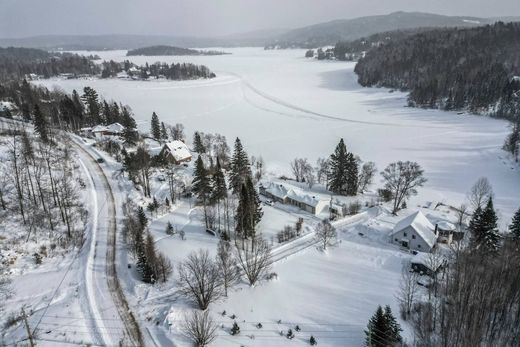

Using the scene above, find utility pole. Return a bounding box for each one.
[21,307,35,347]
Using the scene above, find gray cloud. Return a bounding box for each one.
[1,0,519,38]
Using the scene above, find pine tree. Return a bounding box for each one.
[480,198,501,253]
[509,207,520,239]
[229,138,252,195]
[161,122,168,141]
[309,335,317,345]
[328,139,349,195]
[138,206,148,228]
[211,158,227,204]
[470,198,500,253]
[346,153,359,196]
[235,183,252,239]
[246,176,263,228]
[144,232,157,284]
[365,306,388,347]
[383,305,402,344]
[192,156,212,228]
[81,86,101,125]
[33,104,49,143]
[151,112,161,140]
[193,131,206,154]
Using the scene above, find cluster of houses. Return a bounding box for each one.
[259,182,329,216]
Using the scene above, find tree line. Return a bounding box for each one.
[0,47,100,81]
[354,22,520,120]
[100,60,216,80]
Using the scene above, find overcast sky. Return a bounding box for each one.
[1,0,519,38]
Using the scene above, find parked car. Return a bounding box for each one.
[96,157,105,163]
[264,199,274,206]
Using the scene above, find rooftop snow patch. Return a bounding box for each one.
[392,211,437,248]
[164,140,191,162]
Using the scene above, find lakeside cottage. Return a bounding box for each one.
[391,211,438,253]
[82,122,125,138]
[159,141,192,165]
[259,182,328,215]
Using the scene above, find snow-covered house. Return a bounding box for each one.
[391,211,438,253]
[159,141,192,165]
[91,123,125,138]
[259,182,328,215]
[410,252,445,277]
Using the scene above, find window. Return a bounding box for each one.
[418,245,421,248]
[395,238,398,242]
[412,235,416,239]
[403,232,407,237]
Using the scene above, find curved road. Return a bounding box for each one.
[72,138,144,347]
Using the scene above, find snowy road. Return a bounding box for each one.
[72,138,145,347]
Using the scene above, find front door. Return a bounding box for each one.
[401,240,409,248]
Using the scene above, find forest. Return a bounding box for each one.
[126,45,229,56]
[0,47,100,81]
[354,22,520,120]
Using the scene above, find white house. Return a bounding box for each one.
[91,122,125,139]
[259,182,328,215]
[391,211,438,253]
[159,141,192,165]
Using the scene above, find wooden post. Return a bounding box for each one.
[21,307,35,347]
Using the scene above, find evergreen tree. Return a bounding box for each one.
[138,206,148,228]
[480,198,501,253]
[81,86,101,125]
[151,112,161,140]
[211,158,227,204]
[509,207,520,239]
[229,138,252,195]
[193,131,206,154]
[144,232,157,284]
[346,153,359,196]
[365,306,388,347]
[192,156,212,204]
[470,198,500,253]
[328,139,349,195]
[246,176,263,228]
[33,104,49,143]
[309,336,317,345]
[383,305,402,344]
[160,122,168,141]
[235,183,251,239]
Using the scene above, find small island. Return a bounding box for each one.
[126,45,230,56]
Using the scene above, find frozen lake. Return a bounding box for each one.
[36,48,520,222]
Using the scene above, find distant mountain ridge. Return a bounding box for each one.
[265,11,520,48]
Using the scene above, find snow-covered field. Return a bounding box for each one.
[35,48,520,224]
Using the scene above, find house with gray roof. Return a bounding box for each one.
[391,211,438,253]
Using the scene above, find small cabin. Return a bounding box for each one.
[160,141,192,165]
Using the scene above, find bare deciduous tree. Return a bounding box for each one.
[396,263,419,320]
[216,239,240,296]
[381,161,427,214]
[290,158,313,183]
[177,249,222,310]
[455,203,469,232]
[183,310,218,347]
[315,219,337,250]
[467,177,493,211]
[357,161,377,193]
[315,157,329,185]
[235,237,271,286]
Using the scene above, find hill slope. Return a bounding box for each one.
[266,11,519,48]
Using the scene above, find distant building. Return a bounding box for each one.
[259,182,328,215]
[90,122,125,138]
[391,211,438,253]
[160,141,192,165]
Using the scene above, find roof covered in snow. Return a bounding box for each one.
[263,182,327,208]
[91,123,125,134]
[163,141,191,162]
[392,211,437,248]
[437,220,456,231]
